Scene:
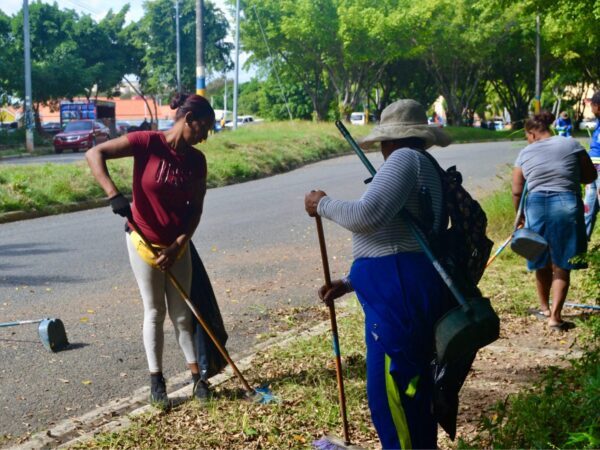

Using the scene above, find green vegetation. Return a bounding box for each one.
[0,122,359,214]
[68,182,599,449]
[0,123,524,216]
[2,0,596,130]
[460,319,600,450]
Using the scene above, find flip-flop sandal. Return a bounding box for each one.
[549,321,575,332]
[527,307,550,320]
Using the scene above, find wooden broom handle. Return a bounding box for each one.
[315,216,351,445]
[128,220,253,394]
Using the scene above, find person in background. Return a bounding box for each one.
[555,111,573,137]
[305,99,454,449]
[86,93,216,407]
[583,91,600,239]
[512,111,597,331]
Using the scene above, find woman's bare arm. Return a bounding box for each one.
[85,135,134,198]
[511,167,525,212]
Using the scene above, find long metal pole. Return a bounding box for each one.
[534,14,541,114]
[195,0,206,97]
[23,0,34,153]
[232,0,240,130]
[175,0,181,93]
[223,75,227,122]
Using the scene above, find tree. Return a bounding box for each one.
[9,3,137,131]
[409,0,490,125]
[534,0,600,86]
[11,3,89,130]
[242,0,338,120]
[133,0,233,99]
[370,58,439,118]
[0,10,18,107]
[71,6,136,98]
[480,3,538,127]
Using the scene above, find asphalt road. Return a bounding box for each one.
[0,140,524,442]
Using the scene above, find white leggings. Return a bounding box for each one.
[126,236,196,373]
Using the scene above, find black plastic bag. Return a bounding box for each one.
[190,242,229,380]
[432,351,476,440]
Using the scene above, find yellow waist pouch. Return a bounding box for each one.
[129,230,188,268]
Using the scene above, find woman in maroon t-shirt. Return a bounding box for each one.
[86,94,215,407]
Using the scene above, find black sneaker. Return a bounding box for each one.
[193,379,211,402]
[150,374,169,409]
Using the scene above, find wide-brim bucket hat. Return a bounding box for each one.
[360,99,452,150]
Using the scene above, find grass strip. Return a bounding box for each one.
[0,122,358,214]
[0,121,524,215]
[67,185,599,449]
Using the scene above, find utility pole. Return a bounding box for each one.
[195,0,206,97]
[175,0,181,93]
[534,14,541,114]
[23,0,34,153]
[223,75,227,122]
[232,0,240,130]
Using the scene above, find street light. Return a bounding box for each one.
[534,14,541,114]
[175,0,181,93]
[196,0,206,97]
[23,0,34,153]
[232,0,240,130]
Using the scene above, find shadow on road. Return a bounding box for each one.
[0,274,84,287]
[0,242,71,258]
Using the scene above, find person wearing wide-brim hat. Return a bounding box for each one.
[305,99,454,449]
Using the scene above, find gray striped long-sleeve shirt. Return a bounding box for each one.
[317,148,443,259]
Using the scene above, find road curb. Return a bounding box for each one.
[8,306,349,450]
[0,199,111,225]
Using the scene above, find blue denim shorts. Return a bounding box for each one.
[525,191,587,270]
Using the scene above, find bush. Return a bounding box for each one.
[462,342,600,449]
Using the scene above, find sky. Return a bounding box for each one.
[1,0,255,83]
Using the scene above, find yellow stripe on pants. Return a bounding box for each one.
[384,354,412,450]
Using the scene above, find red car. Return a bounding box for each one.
[53,120,110,154]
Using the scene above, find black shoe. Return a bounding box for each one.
[150,374,169,409]
[193,379,211,402]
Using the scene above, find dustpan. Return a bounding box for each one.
[510,228,548,260]
[510,182,548,261]
[403,219,499,365]
[435,298,499,365]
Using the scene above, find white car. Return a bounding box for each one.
[224,115,256,128]
[579,119,597,130]
[350,112,376,125]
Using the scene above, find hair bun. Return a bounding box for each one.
[538,110,555,127]
[170,93,189,110]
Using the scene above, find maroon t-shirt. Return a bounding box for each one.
[126,131,206,246]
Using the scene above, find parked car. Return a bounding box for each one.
[224,115,257,128]
[0,122,18,133]
[42,122,62,135]
[53,120,110,154]
[493,120,505,131]
[350,112,375,125]
[116,121,130,136]
[158,119,174,131]
[579,119,597,131]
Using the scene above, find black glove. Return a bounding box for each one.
[109,193,132,219]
